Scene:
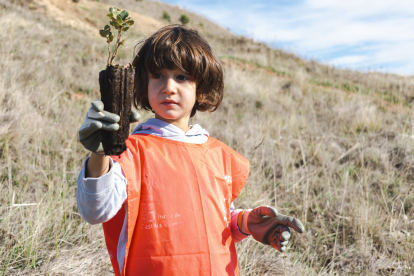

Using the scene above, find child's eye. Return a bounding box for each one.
[176,75,189,81]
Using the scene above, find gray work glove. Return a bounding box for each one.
[78,100,140,153]
[246,205,305,252]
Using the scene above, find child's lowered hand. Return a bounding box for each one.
[243,206,305,252]
[78,100,140,153]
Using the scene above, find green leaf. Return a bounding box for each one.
[126,19,134,26]
[99,25,111,37]
[109,33,114,43]
[108,7,120,19]
[100,30,108,37]
[121,22,131,31]
[119,10,129,20]
[119,39,125,46]
[110,21,122,29]
[116,14,123,24]
[109,7,120,14]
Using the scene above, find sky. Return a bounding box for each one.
[161,0,414,76]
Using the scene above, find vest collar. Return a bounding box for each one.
[131,118,209,141]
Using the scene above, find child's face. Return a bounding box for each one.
[148,68,196,130]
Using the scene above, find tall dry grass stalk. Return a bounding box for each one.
[1,1,414,275]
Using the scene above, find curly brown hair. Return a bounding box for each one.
[132,24,224,118]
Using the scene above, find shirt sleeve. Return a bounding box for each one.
[76,156,127,225]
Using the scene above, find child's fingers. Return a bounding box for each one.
[268,225,290,252]
[101,111,120,123]
[269,238,281,252]
[101,121,120,131]
[280,240,289,247]
[270,240,286,252]
[251,205,278,218]
[130,110,141,123]
[87,108,106,120]
[275,214,305,233]
[90,101,120,123]
[79,119,102,140]
[79,131,101,152]
[88,109,120,123]
[280,228,291,241]
[91,100,104,112]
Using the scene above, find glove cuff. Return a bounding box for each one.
[238,209,252,235]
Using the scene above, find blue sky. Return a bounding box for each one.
[161,0,414,75]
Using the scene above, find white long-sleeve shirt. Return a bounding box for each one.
[76,118,249,273]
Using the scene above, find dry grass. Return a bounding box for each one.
[205,64,414,275]
[0,3,113,275]
[1,0,414,275]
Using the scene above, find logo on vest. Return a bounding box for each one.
[140,203,183,230]
[224,175,232,183]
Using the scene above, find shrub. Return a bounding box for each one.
[179,14,189,25]
[161,11,171,23]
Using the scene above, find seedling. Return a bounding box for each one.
[100,7,134,66]
[98,7,135,155]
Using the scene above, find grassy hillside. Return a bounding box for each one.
[1,0,414,275]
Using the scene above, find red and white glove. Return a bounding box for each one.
[239,205,305,252]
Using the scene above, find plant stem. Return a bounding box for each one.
[110,29,122,65]
[107,38,111,66]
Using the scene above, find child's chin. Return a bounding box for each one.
[155,112,186,121]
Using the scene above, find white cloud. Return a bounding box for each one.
[162,0,414,75]
[330,55,368,66]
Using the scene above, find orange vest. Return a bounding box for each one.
[102,134,250,276]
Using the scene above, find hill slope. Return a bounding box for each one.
[1,0,414,275]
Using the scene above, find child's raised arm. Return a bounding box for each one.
[76,99,139,225]
[78,100,140,177]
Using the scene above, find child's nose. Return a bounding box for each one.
[162,78,177,94]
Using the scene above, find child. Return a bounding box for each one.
[77,25,304,276]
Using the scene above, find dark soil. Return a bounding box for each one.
[99,64,134,156]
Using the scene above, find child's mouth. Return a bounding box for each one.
[161,100,178,106]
